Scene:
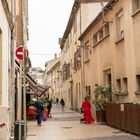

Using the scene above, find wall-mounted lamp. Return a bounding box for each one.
[76,56,81,61]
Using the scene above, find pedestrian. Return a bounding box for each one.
[56,98,59,105]
[42,105,48,121]
[50,98,53,103]
[60,98,65,111]
[34,98,43,126]
[46,98,52,118]
[82,96,95,124]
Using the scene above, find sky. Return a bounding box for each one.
[28,0,74,70]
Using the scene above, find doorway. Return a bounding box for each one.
[103,68,112,101]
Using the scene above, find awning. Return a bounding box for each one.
[26,74,50,97]
[15,60,50,97]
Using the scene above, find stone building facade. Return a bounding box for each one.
[79,0,140,104]
[59,0,108,110]
[0,0,29,139]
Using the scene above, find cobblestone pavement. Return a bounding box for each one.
[27,104,139,140]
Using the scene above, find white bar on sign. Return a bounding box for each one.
[17,52,23,55]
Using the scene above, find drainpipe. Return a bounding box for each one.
[22,0,27,139]
[10,0,15,139]
[79,3,84,100]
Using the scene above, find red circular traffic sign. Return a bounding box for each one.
[16,45,28,60]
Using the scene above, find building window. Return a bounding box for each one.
[63,63,70,80]
[122,77,128,93]
[99,28,103,40]
[74,48,81,70]
[74,13,77,32]
[88,86,91,96]
[116,10,124,41]
[0,29,2,105]
[136,75,140,91]
[79,82,81,99]
[93,33,98,45]
[84,41,90,62]
[104,23,109,36]
[63,63,67,80]
[132,0,140,13]
[66,63,70,79]
[104,69,112,88]
[93,23,110,46]
[116,79,121,93]
[86,86,91,96]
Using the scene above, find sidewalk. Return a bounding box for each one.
[27,104,139,140]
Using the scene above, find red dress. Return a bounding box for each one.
[82,100,95,123]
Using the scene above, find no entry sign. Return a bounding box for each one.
[16,45,28,60]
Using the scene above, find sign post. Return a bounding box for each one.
[23,47,27,140]
[19,60,22,140]
[16,46,28,140]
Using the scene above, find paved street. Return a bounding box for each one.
[27,104,139,140]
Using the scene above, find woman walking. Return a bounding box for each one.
[60,98,65,111]
[82,96,95,124]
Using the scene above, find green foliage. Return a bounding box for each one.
[93,85,110,110]
[40,98,47,104]
[38,69,44,73]
[28,100,35,105]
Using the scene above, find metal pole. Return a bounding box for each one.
[23,47,27,140]
[19,60,23,140]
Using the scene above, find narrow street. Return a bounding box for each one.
[27,104,139,140]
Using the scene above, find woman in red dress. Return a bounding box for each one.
[82,96,95,124]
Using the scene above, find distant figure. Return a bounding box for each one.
[34,98,43,126]
[82,96,95,124]
[56,98,59,105]
[50,98,53,103]
[46,98,52,118]
[60,98,65,111]
[42,106,48,121]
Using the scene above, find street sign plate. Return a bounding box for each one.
[16,45,28,60]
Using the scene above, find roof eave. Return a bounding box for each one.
[60,0,80,49]
[79,0,118,41]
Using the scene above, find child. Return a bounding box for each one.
[80,108,85,123]
[42,106,48,121]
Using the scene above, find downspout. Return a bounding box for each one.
[10,0,15,138]
[80,2,82,35]
[22,0,28,139]
[79,3,84,100]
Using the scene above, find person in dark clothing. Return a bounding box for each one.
[34,98,43,126]
[56,98,59,105]
[46,98,52,118]
[60,98,65,111]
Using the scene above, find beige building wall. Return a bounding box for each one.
[0,0,28,138]
[0,0,13,107]
[45,58,62,101]
[0,29,2,105]
[79,0,140,104]
[0,0,14,139]
[60,1,105,110]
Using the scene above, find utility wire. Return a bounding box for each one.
[30,53,60,56]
